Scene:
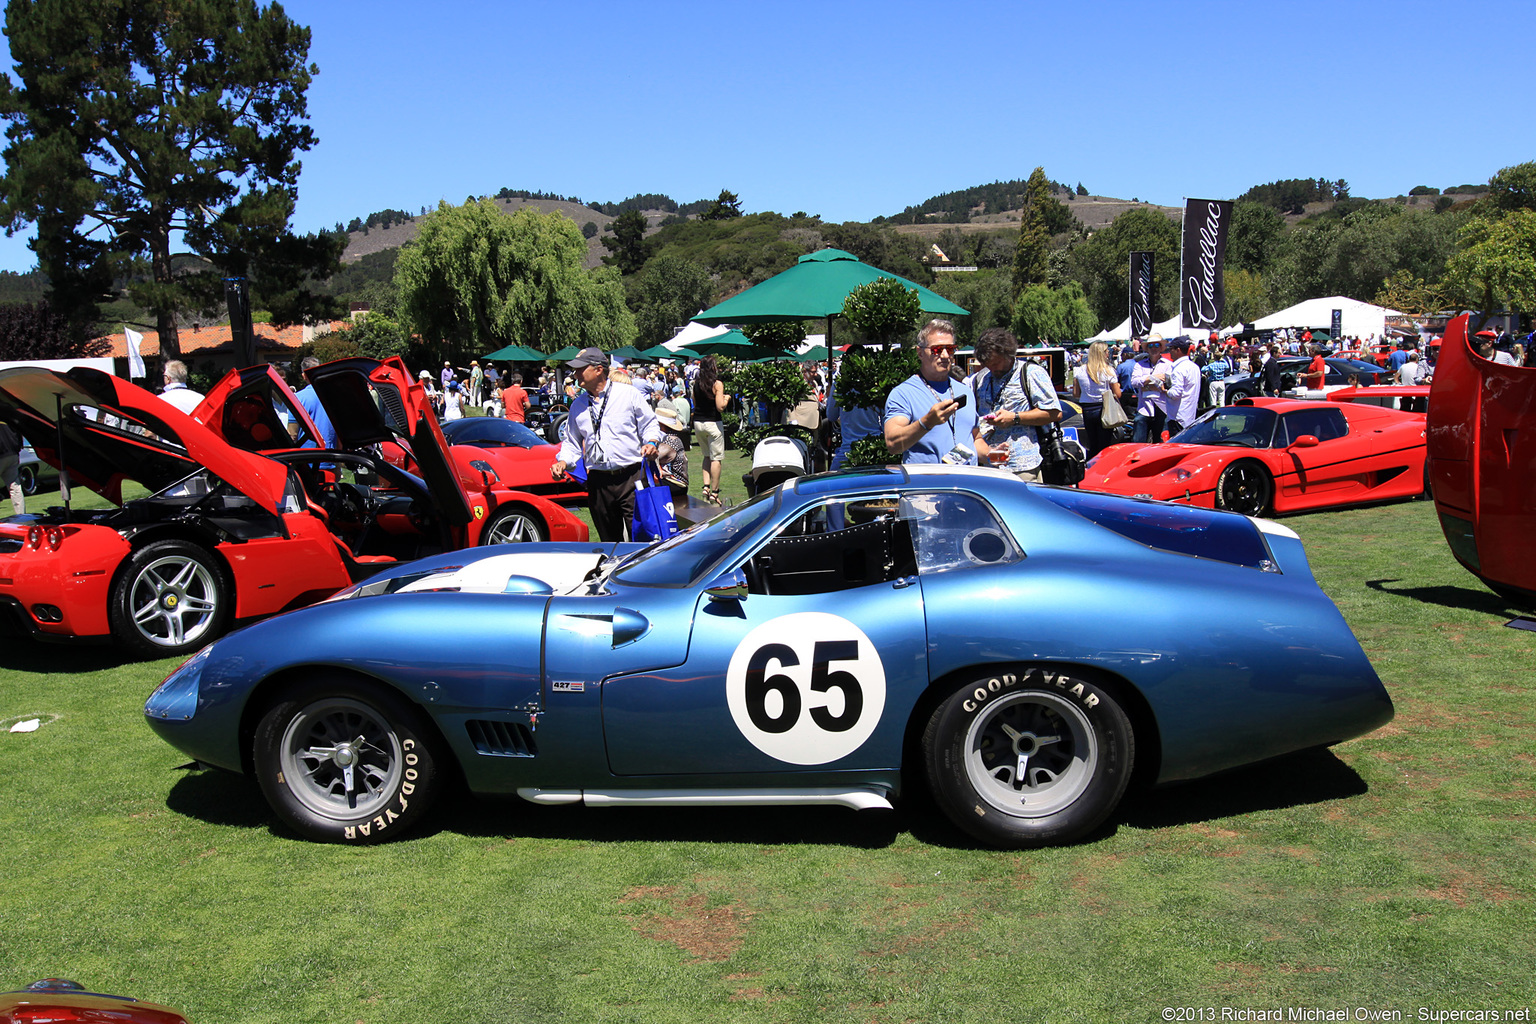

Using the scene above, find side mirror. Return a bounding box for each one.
[1289,434,1320,449]
[706,568,748,603]
[469,459,498,487]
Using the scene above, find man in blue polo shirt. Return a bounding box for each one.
[883,319,984,465]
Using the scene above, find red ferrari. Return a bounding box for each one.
[1426,313,1536,608]
[1080,395,1428,517]
[0,357,586,657]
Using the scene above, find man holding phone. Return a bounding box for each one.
[884,319,984,465]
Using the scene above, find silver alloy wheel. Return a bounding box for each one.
[127,553,221,648]
[483,510,543,544]
[963,690,1096,818]
[278,696,403,821]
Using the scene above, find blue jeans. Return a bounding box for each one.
[1133,409,1165,443]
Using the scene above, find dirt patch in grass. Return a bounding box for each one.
[624,888,753,962]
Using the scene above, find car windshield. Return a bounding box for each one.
[441,418,545,449]
[613,489,780,588]
[1171,406,1277,448]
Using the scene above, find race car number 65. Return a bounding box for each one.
[725,612,887,765]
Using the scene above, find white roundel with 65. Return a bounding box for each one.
[724,612,887,765]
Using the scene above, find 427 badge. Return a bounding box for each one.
[725,612,887,765]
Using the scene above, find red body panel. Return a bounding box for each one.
[1082,397,1426,514]
[0,989,188,1024]
[0,522,130,637]
[220,513,353,618]
[1426,314,1536,599]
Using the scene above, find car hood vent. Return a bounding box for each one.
[466,719,538,758]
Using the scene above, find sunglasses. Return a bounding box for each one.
[923,344,956,356]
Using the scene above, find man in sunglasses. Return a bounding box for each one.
[883,319,984,465]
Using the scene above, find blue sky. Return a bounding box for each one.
[2,0,1531,274]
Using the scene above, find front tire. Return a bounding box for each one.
[1215,459,1273,517]
[18,463,38,495]
[923,668,1134,848]
[480,506,547,545]
[109,540,231,657]
[253,678,442,843]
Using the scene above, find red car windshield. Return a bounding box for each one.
[1171,406,1279,448]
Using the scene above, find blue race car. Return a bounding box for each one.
[145,465,1393,849]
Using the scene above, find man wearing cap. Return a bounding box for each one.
[552,347,661,542]
[1129,335,1168,443]
[1164,337,1201,435]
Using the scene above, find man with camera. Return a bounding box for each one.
[883,319,984,465]
[968,327,1062,482]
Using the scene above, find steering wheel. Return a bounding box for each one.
[318,481,372,550]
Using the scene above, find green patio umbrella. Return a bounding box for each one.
[687,329,789,361]
[796,344,829,362]
[545,345,583,362]
[608,344,654,362]
[479,342,545,361]
[692,248,968,326]
[640,343,699,361]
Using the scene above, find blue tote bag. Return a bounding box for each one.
[631,460,679,541]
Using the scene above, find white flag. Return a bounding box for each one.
[125,326,146,379]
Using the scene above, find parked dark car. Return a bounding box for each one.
[1220,358,1388,402]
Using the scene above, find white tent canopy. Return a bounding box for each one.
[1249,296,1401,341]
[662,320,730,351]
[1087,313,1199,343]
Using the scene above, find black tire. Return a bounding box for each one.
[480,505,547,545]
[923,667,1134,848]
[1225,389,1252,404]
[1215,459,1273,517]
[253,677,442,843]
[546,413,568,445]
[109,539,232,657]
[18,463,38,495]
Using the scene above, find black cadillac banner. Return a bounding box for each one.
[1129,251,1154,338]
[1180,199,1233,332]
[1331,308,1343,341]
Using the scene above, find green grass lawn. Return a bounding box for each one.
[2,460,1533,1022]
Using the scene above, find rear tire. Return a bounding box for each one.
[1215,459,1273,517]
[109,540,231,657]
[18,463,38,495]
[253,677,442,843]
[923,668,1134,848]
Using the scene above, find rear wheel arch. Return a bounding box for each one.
[902,661,1162,803]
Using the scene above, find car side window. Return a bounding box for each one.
[748,494,917,596]
[900,492,1021,575]
[1281,408,1349,444]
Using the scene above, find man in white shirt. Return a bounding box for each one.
[1164,337,1202,435]
[159,360,204,414]
[552,348,660,542]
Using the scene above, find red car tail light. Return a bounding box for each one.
[27,525,42,549]
[45,527,63,551]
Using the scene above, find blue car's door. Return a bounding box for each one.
[602,498,931,776]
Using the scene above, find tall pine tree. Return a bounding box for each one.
[0,0,343,355]
[1011,167,1053,298]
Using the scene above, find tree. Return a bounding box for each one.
[631,254,714,347]
[840,277,922,347]
[1227,201,1286,276]
[1010,282,1096,346]
[394,199,635,358]
[1076,182,1089,197]
[1065,206,1180,328]
[1011,167,1054,296]
[581,221,598,239]
[600,209,648,274]
[700,189,743,221]
[0,300,110,360]
[1484,162,1536,216]
[1443,209,1536,316]
[0,0,344,357]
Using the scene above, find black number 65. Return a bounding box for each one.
[744,640,863,734]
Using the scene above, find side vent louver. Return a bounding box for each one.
[466,720,538,757]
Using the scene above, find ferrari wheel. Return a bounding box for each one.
[480,506,547,545]
[17,463,38,495]
[1215,459,1273,517]
[923,668,1133,848]
[109,540,231,657]
[254,678,441,843]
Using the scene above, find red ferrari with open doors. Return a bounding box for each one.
[0,358,586,657]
